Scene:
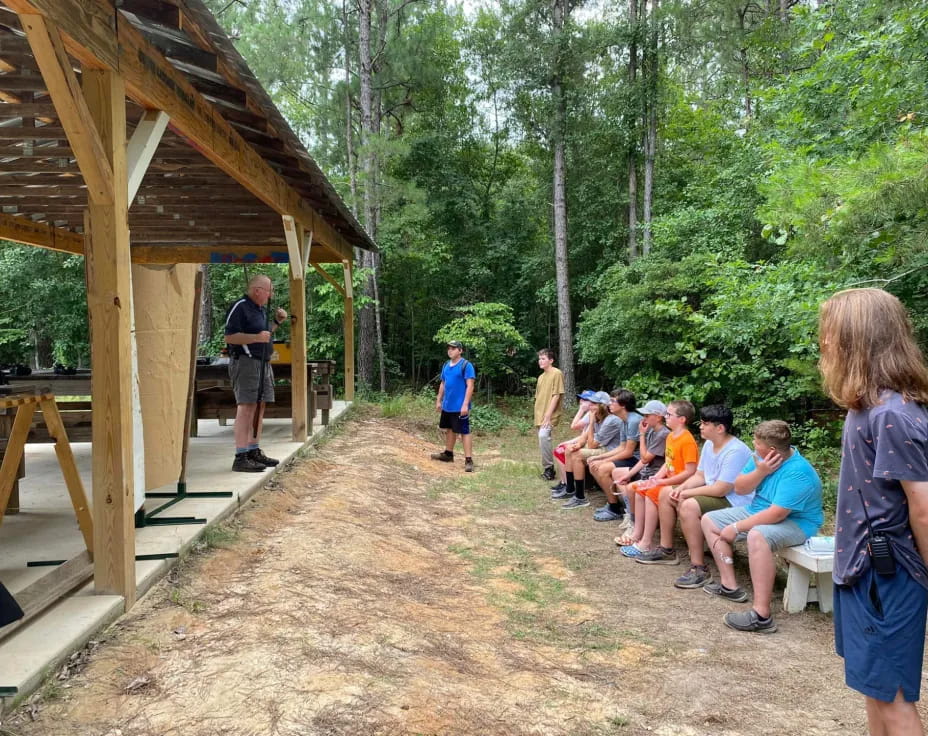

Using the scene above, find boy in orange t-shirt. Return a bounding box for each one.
[617,400,698,560]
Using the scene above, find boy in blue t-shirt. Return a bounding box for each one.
[431,341,477,472]
[702,420,823,633]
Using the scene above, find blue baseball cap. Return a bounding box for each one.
[577,389,596,401]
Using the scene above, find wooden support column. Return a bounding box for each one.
[82,68,136,607]
[289,222,308,442]
[342,259,355,401]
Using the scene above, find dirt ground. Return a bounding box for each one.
[3,410,922,736]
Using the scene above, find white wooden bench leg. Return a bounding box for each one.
[783,563,811,613]
[815,572,834,613]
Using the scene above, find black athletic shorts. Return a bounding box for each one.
[439,410,471,435]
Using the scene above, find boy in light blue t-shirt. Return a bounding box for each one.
[702,420,823,634]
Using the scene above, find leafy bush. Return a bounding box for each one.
[469,404,507,435]
[434,302,530,389]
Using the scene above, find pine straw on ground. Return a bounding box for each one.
[3,412,918,735]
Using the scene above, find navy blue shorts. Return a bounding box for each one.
[439,410,470,435]
[835,565,928,702]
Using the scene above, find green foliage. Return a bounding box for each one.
[577,253,841,425]
[0,244,88,367]
[434,303,530,387]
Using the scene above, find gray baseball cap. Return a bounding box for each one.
[640,399,667,416]
[592,391,612,405]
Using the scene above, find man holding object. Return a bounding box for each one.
[224,274,288,472]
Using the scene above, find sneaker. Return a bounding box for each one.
[248,448,279,467]
[620,544,647,559]
[550,481,567,492]
[232,453,266,472]
[430,451,454,462]
[724,609,778,634]
[550,486,574,500]
[674,566,711,589]
[464,458,474,473]
[635,547,680,566]
[593,507,623,522]
[541,466,556,481]
[704,581,749,603]
[561,496,590,510]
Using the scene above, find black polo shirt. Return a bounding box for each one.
[224,294,271,360]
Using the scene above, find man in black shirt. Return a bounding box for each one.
[224,274,288,472]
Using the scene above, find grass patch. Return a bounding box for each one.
[196,522,239,551]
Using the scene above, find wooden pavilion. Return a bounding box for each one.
[0,0,374,609]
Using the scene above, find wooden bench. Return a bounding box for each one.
[780,545,834,614]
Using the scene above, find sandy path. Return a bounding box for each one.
[3,413,920,735]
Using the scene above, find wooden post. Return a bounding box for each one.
[289,223,308,442]
[342,259,354,401]
[82,68,136,607]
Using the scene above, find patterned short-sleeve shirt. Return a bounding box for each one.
[833,391,928,589]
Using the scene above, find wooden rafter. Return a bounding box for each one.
[19,14,114,204]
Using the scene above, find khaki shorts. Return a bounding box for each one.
[694,495,731,514]
[579,447,607,460]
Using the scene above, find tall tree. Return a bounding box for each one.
[627,0,640,261]
[641,0,659,256]
[550,0,576,398]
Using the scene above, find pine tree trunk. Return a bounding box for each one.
[357,0,377,388]
[551,0,575,400]
[343,0,358,216]
[641,0,658,257]
[627,0,639,261]
[197,264,212,349]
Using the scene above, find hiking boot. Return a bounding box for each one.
[541,466,556,481]
[593,507,624,522]
[704,581,749,603]
[232,453,266,473]
[561,496,590,510]
[550,480,567,492]
[636,547,680,566]
[724,609,778,634]
[674,566,712,589]
[430,451,454,462]
[464,458,474,473]
[551,486,574,500]
[248,448,279,467]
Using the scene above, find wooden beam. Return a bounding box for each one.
[289,222,307,442]
[282,214,302,277]
[130,244,293,264]
[19,14,114,204]
[111,13,356,260]
[127,109,169,201]
[38,396,94,555]
[343,259,354,401]
[0,551,93,642]
[82,67,136,607]
[0,212,83,253]
[3,0,118,70]
[302,229,312,273]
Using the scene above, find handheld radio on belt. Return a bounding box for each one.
[252,303,270,441]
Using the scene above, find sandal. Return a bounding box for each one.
[613,533,637,547]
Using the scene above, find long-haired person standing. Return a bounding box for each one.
[820,288,928,735]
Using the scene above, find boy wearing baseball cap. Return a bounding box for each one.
[431,341,476,472]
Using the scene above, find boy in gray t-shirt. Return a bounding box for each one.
[594,400,668,522]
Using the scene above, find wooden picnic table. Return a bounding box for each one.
[192,359,336,436]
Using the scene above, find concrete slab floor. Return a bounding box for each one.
[0,401,350,709]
